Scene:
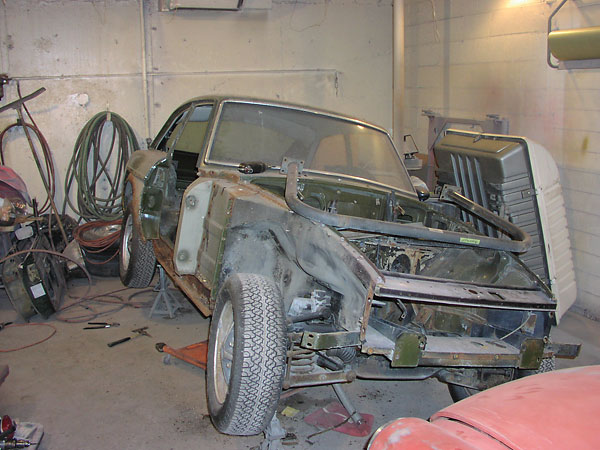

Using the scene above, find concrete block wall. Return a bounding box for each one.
[0,0,393,212]
[404,0,600,319]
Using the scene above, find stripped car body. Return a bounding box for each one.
[121,97,579,435]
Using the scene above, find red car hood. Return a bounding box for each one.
[369,366,600,450]
[432,365,600,450]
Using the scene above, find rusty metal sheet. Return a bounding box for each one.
[127,150,168,181]
[377,274,556,311]
[420,336,520,368]
[153,238,212,316]
[284,370,356,388]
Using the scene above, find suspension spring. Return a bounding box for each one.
[288,347,317,374]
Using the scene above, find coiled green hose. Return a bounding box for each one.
[63,111,139,221]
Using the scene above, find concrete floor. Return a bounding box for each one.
[1,275,599,450]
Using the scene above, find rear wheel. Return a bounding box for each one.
[207,273,287,436]
[119,203,156,288]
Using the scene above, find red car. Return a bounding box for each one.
[369,365,600,450]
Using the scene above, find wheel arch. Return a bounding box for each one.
[219,223,319,313]
[124,149,170,240]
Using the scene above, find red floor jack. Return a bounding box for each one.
[155,341,208,369]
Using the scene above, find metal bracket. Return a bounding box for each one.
[392,333,424,368]
[439,184,463,202]
[519,338,545,369]
[543,342,582,359]
[279,157,304,175]
[301,331,360,350]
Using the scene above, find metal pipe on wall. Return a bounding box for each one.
[392,0,404,150]
[139,0,151,146]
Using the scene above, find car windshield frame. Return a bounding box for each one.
[203,100,416,195]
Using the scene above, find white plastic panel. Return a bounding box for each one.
[173,180,214,275]
[526,140,577,321]
[435,131,577,321]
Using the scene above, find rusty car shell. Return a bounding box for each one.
[123,97,577,392]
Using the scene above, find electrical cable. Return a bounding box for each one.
[0,244,154,339]
[0,248,151,322]
[0,285,154,351]
[56,287,153,323]
[73,218,121,266]
[0,323,57,353]
[0,82,70,248]
[0,121,56,216]
[0,247,92,305]
[63,111,138,221]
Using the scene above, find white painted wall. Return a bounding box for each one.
[0,0,393,212]
[404,0,600,319]
[1,0,598,318]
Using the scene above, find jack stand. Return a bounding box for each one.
[332,383,364,424]
[149,265,183,319]
[304,384,373,438]
[260,415,286,450]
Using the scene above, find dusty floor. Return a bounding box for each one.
[1,275,599,450]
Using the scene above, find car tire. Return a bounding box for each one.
[447,384,479,403]
[448,356,556,402]
[119,203,156,288]
[206,273,287,436]
[517,356,556,378]
[82,246,120,278]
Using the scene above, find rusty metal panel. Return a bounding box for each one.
[420,336,520,368]
[153,239,212,315]
[376,274,556,311]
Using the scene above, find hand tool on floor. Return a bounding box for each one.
[84,322,119,329]
[0,439,32,449]
[107,326,151,347]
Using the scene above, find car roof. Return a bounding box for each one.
[180,96,391,136]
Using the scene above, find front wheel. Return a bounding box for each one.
[207,274,287,436]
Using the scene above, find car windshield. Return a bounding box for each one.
[207,101,414,192]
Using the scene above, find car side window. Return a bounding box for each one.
[154,104,213,153]
[154,110,189,152]
[165,104,213,183]
[169,105,213,155]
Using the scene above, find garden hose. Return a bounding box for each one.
[63,111,139,221]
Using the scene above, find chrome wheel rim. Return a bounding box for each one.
[120,214,133,277]
[213,302,234,405]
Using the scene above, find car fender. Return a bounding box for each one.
[124,149,170,240]
[218,182,382,335]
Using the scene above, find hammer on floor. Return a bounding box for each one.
[107,326,151,348]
